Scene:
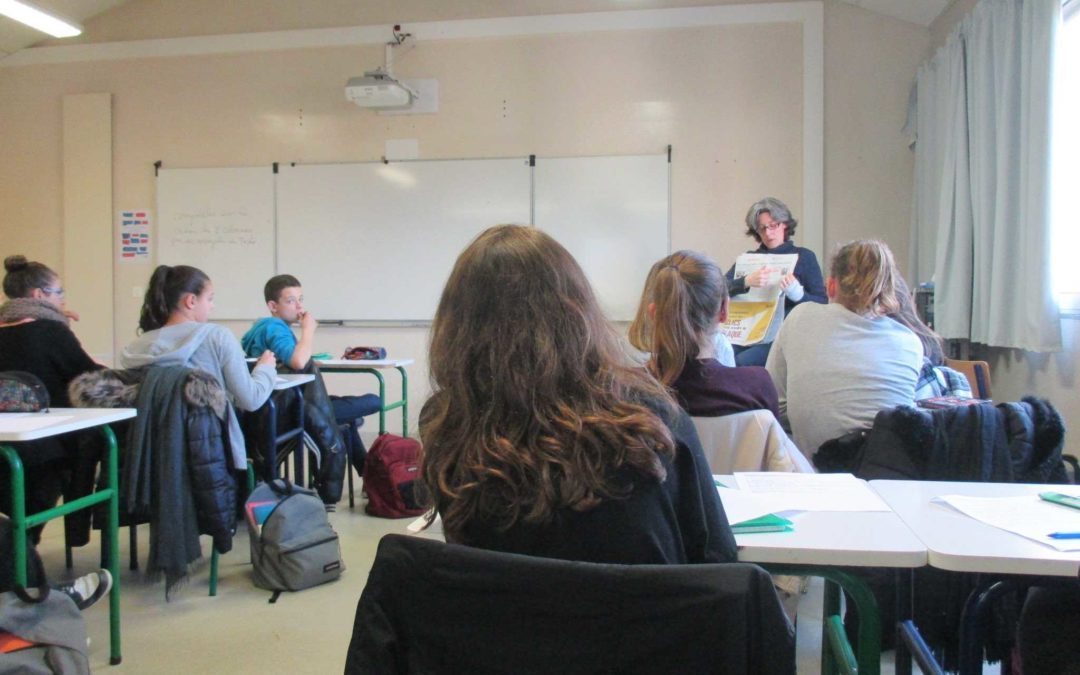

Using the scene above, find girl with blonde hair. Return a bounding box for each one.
[766,240,922,459]
[420,225,736,564]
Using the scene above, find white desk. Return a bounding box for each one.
[1,407,135,666]
[721,476,927,675]
[316,358,414,436]
[871,480,1080,577]
[274,373,315,390]
[316,358,415,370]
[0,407,136,442]
[872,480,1080,675]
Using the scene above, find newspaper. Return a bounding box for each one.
[719,253,798,346]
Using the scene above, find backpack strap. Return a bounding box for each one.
[12,550,51,604]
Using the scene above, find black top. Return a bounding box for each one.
[0,321,101,407]
[456,404,738,565]
[672,358,781,420]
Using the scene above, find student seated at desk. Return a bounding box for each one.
[418,225,737,565]
[766,240,922,460]
[121,264,276,465]
[241,274,380,473]
[629,250,780,420]
[0,256,102,542]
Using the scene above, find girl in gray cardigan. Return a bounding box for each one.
[121,264,276,466]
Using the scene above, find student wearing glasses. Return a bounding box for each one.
[725,197,827,366]
[0,255,102,540]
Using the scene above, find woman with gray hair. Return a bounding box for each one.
[726,197,827,366]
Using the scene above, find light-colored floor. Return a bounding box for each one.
[33,490,998,674]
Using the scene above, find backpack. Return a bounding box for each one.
[362,434,426,518]
[245,480,343,600]
[0,371,49,413]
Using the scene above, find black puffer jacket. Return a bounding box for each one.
[816,397,1067,483]
[69,367,238,555]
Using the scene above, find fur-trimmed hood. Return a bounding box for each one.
[68,367,228,418]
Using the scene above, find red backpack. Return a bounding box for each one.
[362,434,426,518]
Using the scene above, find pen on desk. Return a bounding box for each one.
[1046,532,1080,539]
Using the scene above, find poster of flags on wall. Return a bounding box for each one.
[119,210,151,261]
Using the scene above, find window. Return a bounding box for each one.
[1052,0,1080,312]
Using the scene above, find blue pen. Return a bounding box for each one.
[1047,532,1080,539]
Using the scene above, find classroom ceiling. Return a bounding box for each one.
[0,0,953,57]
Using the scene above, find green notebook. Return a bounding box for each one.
[731,513,794,534]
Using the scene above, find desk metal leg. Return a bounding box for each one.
[895,568,945,675]
[101,425,122,665]
[397,366,409,437]
[368,369,387,435]
[1,445,28,593]
[263,396,279,483]
[294,389,306,486]
[767,565,881,675]
[959,579,1015,675]
[2,425,123,665]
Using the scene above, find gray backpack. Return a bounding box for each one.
[245,480,344,599]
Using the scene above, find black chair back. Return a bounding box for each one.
[346,534,795,675]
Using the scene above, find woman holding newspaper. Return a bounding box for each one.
[725,197,827,366]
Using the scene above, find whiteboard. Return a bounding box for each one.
[156,167,276,319]
[276,159,532,321]
[534,155,670,321]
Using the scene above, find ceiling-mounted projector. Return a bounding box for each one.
[346,70,413,108]
[346,25,419,109]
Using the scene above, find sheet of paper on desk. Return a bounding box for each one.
[717,488,802,525]
[935,493,1080,552]
[733,472,891,512]
[0,415,74,432]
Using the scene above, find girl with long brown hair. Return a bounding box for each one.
[766,240,923,459]
[629,250,779,420]
[420,225,736,564]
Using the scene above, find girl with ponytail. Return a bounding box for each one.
[122,265,277,463]
[629,251,779,420]
[765,240,923,459]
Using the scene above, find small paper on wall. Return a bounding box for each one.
[119,210,151,262]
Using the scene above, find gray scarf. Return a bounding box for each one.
[0,297,69,326]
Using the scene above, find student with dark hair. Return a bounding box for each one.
[629,250,779,420]
[121,264,276,465]
[242,274,381,477]
[419,225,736,564]
[0,255,103,540]
[766,240,922,459]
[0,255,99,406]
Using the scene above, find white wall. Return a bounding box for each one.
[0,1,930,432]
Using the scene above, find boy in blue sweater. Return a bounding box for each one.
[243,275,381,472]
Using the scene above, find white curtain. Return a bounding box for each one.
[910,0,1062,352]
